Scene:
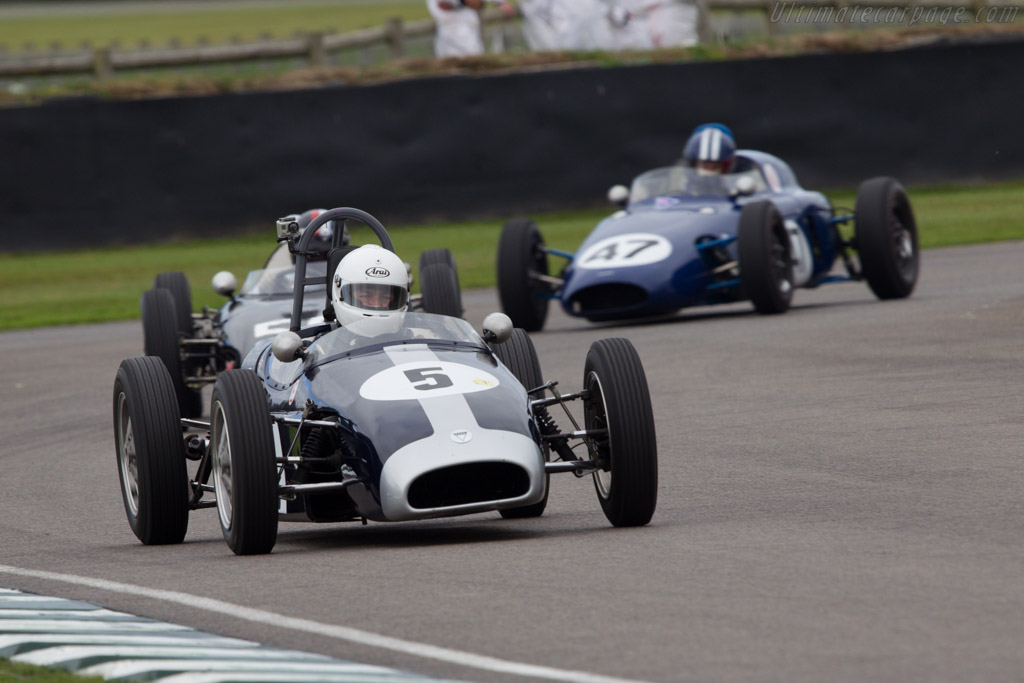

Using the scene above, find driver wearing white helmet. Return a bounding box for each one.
[331,245,410,337]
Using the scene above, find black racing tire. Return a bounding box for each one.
[497,218,550,332]
[491,328,549,519]
[113,356,189,545]
[855,176,919,300]
[140,288,202,418]
[210,370,279,555]
[153,271,194,336]
[420,262,464,318]
[583,338,657,527]
[738,201,793,315]
[419,248,459,286]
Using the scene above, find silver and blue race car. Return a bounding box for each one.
[114,208,658,555]
[141,211,463,418]
[497,151,919,330]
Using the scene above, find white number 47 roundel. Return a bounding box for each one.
[575,233,672,270]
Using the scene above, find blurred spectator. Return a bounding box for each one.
[605,0,699,49]
[510,0,698,52]
[428,0,516,57]
[515,0,578,50]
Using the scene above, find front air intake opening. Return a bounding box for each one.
[408,462,530,509]
[570,283,647,313]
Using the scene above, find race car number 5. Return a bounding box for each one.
[575,233,672,269]
[403,367,454,391]
[360,361,500,401]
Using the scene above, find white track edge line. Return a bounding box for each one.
[0,565,650,683]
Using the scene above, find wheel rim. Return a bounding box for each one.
[116,392,140,517]
[212,402,234,530]
[528,235,550,312]
[770,229,792,297]
[891,213,916,280]
[584,371,613,498]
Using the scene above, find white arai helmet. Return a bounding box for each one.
[331,245,409,336]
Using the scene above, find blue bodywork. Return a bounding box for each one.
[557,151,848,321]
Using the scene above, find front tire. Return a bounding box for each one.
[210,370,279,555]
[855,176,919,300]
[491,328,548,519]
[497,218,550,332]
[583,338,657,527]
[141,288,203,418]
[113,356,189,545]
[738,201,793,315]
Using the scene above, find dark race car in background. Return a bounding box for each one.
[114,208,658,555]
[142,210,463,417]
[497,150,919,331]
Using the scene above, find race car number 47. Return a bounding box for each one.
[575,233,672,269]
[360,361,500,401]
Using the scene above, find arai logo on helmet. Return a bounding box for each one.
[365,266,390,278]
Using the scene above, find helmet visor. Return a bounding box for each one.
[694,159,732,175]
[342,283,408,311]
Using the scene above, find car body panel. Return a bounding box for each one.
[243,313,547,523]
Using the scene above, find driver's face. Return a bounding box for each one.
[355,287,393,309]
[696,159,728,175]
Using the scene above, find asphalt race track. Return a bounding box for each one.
[2,241,1023,682]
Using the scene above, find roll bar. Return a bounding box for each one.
[282,207,395,332]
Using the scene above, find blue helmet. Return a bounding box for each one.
[682,123,736,175]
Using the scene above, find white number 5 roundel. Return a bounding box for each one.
[576,233,672,270]
[360,361,500,401]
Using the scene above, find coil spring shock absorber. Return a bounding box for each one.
[534,405,576,461]
[299,427,340,474]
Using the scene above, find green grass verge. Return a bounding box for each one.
[1,179,1022,331]
[0,2,431,51]
[0,657,105,682]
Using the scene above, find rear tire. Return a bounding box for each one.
[419,248,459,285]
[211,370,279,555]
[113,356,189,545]
[491,328,548,519]
[497,218,550,332]
[738,201,793,315]
[141,288,203,418]
[583,338,657,527]
[153,271,194,336]
[855,176,919,300]
[420,261,463,318]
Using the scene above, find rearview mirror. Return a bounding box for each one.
[212,271,237,298]
[607,184,629,207]
[481,312,513,344]
[272,331,305,362]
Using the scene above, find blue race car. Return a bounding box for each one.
[497,134,918,331]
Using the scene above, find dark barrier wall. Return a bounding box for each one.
[3,38,1022,251]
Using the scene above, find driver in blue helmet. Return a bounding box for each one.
[681,123,736,176]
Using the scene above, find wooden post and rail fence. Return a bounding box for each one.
[0,0,1019,80]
